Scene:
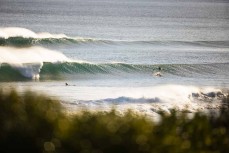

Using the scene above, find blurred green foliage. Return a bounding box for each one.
[0,90,228,153]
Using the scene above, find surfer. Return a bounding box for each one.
[65,83,69,86]
[154,66,162,77]
[155,72,162,77]
[158,66,161,71]
[216,91,224,98]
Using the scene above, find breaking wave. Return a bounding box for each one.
[1,36,229,48]
[40,62,229,76]
[0,36,100,47]
[0,46,70,79]
[97,96,161,103]
[63,85,226,115]
[1,27,229,47]
[0,62,228,81]
[0,27,228,81]
[0,27,99,47]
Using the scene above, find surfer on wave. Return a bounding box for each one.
[154,66,162,77]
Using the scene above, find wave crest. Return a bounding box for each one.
[0,62,228,81]
[0,27,98,47]
[0,46,70,79]
[1,27,229,47]
[0,27,68,39]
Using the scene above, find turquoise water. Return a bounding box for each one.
[0,0,229,115]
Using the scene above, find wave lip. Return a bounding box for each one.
[0,27,68,39]
[0,46,70,79]
[1,36,229,48]
[0,27,37,38]
[0,27,99,47]
[1,27,229,47]
[0,36,99,47]
[1,61,228,81]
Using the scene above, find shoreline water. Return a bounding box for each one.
[1,81,228,119]
[0,0,229,151]
[1,28,228,118]
[0,89,229,152]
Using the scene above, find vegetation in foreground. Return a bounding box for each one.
[0,90,228,153]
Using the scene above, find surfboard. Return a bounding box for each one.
[154,72,162,77]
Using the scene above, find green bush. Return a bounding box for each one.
[0,90,65,153]
[0,90,228,153]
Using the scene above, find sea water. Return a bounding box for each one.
[0,0,229,116]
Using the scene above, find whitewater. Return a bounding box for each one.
[0,0,229,117]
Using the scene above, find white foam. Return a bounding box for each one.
[0,27,100,44]
[0,46,69,64]
[0,27,37,38]
[53,84,224,118]
[0,27,68,39]
[36,32,68,39]
[14,63,43,79]
[0,46,70,79]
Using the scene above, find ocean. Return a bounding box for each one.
[0,0,229,117]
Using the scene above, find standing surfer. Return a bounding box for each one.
[155,66,162,77]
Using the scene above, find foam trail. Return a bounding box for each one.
[0,27,67,39]
[1,27,229,48]
[0,27,37,38]
[0,46,70,79]
[0,27,96,41]
[57,85,225,116]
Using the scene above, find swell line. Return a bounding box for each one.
[0,36,101,47]
[1,27,229,47]
[1,36,229,47]
[0,62,228,81]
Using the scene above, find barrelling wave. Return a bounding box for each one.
[0,62,228,81]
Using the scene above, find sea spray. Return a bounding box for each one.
[0,27,65,39]
[0,27,97,47]
[18,84,225,116]
[0,46,70,79]
[11,63,43,79]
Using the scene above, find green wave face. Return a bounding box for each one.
[1,36,229,47]
[0,64,29,81]
[0,36,98,47]
[0,62,228,81]
[41,62,228,74]
[41,62,229,79]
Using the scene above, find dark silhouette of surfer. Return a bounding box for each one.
[65,83,76,86]
[155,66,162,77]
[158,66,161,71]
